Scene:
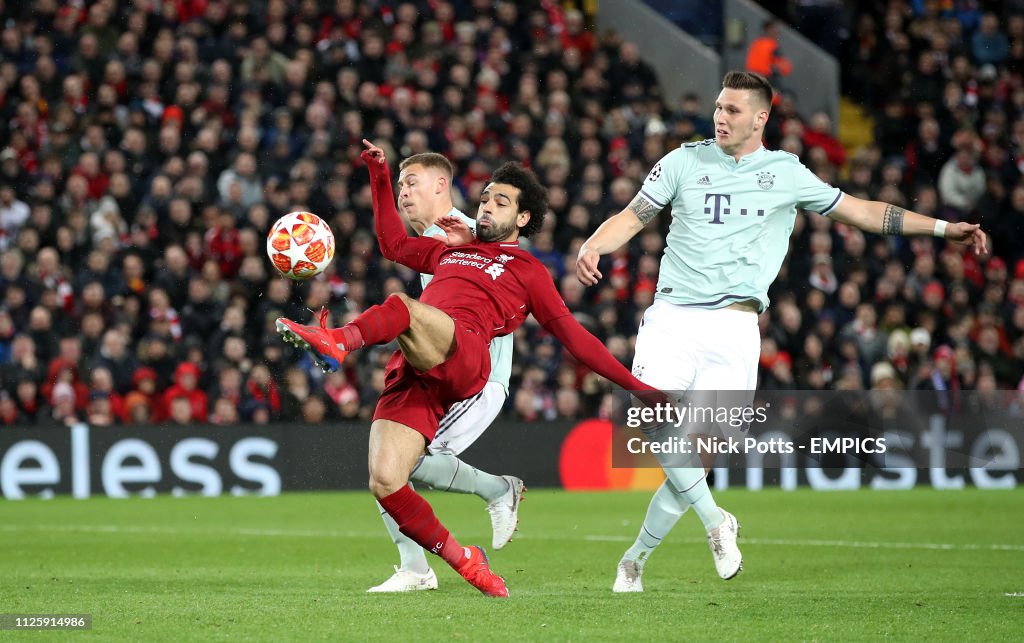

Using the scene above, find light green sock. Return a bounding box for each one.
[412,452,510,503]
[622,479,689,564]
[644,420,722,532]
[376,484,430,574]
[664,467,721,531]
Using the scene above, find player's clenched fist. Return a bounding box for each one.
[576,245,602,286]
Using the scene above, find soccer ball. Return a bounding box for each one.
[266,211,336,280]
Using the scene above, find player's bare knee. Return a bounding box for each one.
[367,463,406,498]
[367,476,384,498]
[368,473,399,498]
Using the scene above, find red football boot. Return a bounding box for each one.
[275,308,349,372]
[456,546,509,598]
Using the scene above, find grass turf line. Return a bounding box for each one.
[2,488,1022,641]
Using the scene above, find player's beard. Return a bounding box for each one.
[477,218,518,242]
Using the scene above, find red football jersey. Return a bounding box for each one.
[386,237,569,342]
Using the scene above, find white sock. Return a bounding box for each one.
[622,479,689,564]
[664,466,722,531]
[412,452,510,503]
[376,489,430,574]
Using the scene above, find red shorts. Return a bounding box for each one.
[372,321,491,442]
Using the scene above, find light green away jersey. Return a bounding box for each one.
[422,208,512,393]
[639,140,844,312]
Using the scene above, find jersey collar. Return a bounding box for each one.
[713,142,767,166]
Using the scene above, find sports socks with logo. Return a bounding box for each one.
[376,483,431,575]
[377,456,509,574]
[377,484,469,571]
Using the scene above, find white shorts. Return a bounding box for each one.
[632,300,760,443]
[427,381,507,455]
[632,300,760,391]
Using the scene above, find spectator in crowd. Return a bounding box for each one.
[745,19,793,87]
[904,117,949,186]
[45,382,80,427]
[91,329,137,394]
[157,362,208,423]
[802,112,846,168]
[0,185,30,250]
[85,391,118,426]
[301,394,329,424]
[973,13,1010,66]
[938,144,987,217]
[167,395,194,426]
[14,379,43,424]
[123,367,158,425]
[210,396,241,425]
[88,366,126,422]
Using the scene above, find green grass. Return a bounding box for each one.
[2,488,1022,641]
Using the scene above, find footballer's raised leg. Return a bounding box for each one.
[277,293,416,372]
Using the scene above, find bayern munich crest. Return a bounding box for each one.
[757,171,775,190]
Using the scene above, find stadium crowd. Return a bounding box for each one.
[0,0,1021,427]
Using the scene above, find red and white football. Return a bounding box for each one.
[266,211,335,280]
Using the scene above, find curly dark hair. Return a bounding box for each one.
[489,162,547,238]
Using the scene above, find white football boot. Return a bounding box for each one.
[486,476,525,550]
[612,559,644,593]
[366,566,438,592]
[707,508,742,580]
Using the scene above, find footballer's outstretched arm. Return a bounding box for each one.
[543,314,662,405]
[362,140,446,273]
[829,194,988,254]
[526,260,664,406]
[575,195,655,286]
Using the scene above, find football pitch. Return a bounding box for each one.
[2,488,1022,641]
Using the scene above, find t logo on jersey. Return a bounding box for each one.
[704,193,765,225]
[485,263,506,280]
